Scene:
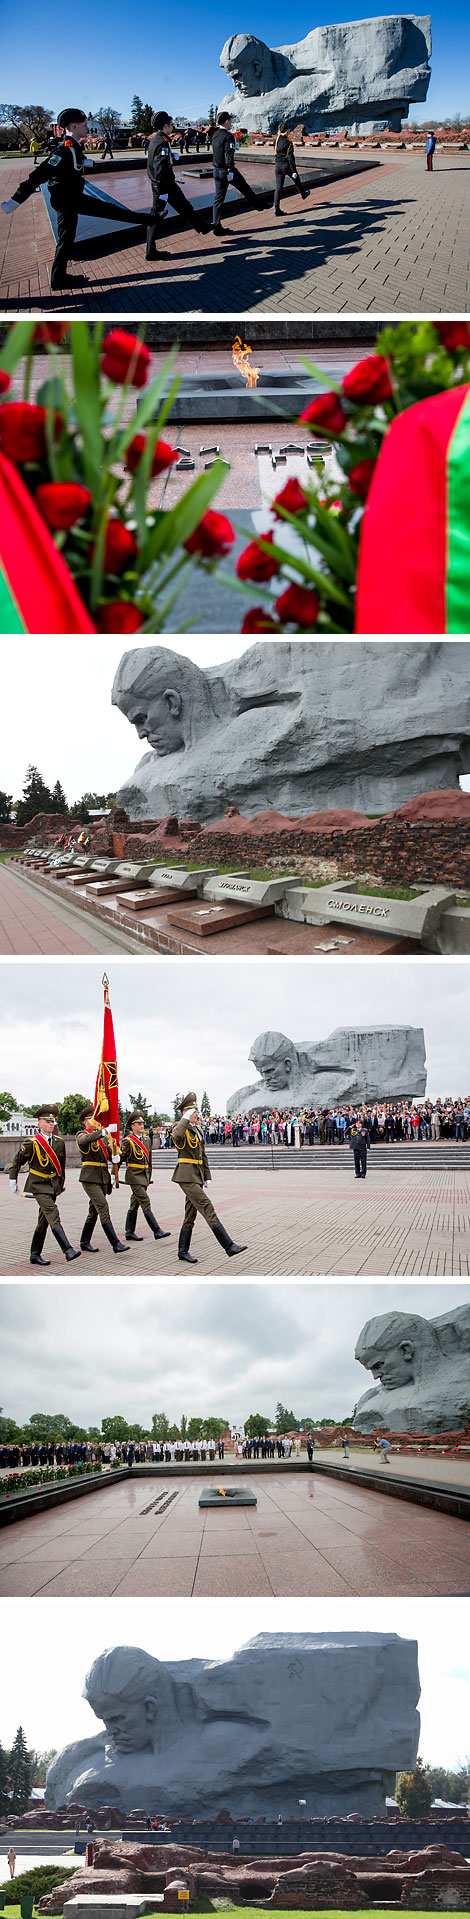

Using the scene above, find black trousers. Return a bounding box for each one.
[353,1150,367,1178]
[274,166,308,213]
[212,164,258,228]
[51,191,144,287]
[146,182,205,256]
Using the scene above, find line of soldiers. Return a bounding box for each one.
[8,1094,247,1266]
[7,105,310,285]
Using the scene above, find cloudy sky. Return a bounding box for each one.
[0,1280,468,1428]
[0,1594,468,1769]
[1,637,469,803]
[0,958,469,1114]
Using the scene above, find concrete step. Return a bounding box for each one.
[154,1144,470,1172]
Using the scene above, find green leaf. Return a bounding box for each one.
[110,349,179,465]
[71,323,103,496]
[139,459,229,572]
[0,321,36,374]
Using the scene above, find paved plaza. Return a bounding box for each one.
[1,150,469,311]
[0,1466,468,1596]
[0,863,146,954]
[2,1163,469,1275]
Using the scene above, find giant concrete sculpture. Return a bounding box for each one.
[218,15,431,135]
[112,641,470,825]
[226,1025,426,1115]
[44,1632,420,1817]
[354,1302,470,1433]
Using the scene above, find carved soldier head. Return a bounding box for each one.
[112,647,214,754]
[249,1031,298,1088]
[355,1311,440,1389]
[84,1646,176,1752]
[220,32,276,95]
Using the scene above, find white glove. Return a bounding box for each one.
[227,171,234,180]
[204,1180,210,1189]
[111,1153,120,1164]
[160,192,169,202]
[107,1123,118,1134]
[9,1179,17,1192]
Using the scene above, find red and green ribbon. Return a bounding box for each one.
[356,384,470,633]
[0,452,95,633]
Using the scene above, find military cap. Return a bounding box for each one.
[129,1111,145,1124]
[79,1103,97,1123]
[36,1103,59,1119]
[58,107,87,127]
[180,1091,198,1111]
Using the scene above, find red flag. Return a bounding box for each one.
[93,974,120,1186]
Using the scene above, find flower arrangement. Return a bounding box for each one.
[0,1462,103,1497]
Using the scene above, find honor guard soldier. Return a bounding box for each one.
[10,107,144,291]
[349,1119,369,1179]
[8,1106,80,1266]
[145,112,209,261]
[119,1112,171,1244]
[211,114,261,236]
[172,1092,247,1263]
[77,1106,129,1256]
[274,123,310,216]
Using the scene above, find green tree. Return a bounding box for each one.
[141,104,154,134]
[130,94,144,129]
[0,1416,24,1442]
[201,1090,211,1118]
[396,1758,433,1817]
[275,1402,298,1433]
[128,1424,147,1441]
[73,791,116,813]
[56,1094,92,1135]
[9,1725,33,1815]
[179,1414,188,1439]
[31,1748,58,1787]
[0,1091,19,1125]
[127,1091,153,1126]
[244,1413,271,1437]
[23,1413,75,1441]
[201,1416,227,1441]
[0,104,53,144]
[187,1416,203,1440]
[207,104,217,125]
[168,1424,181,1442]
[51,779,68,812]
[16,766,55,827]
[100,1416,130,1441]
[173,1093,183,1120]
[0,1739,10,1818]
[151,1412,170,1441]
[95,107,122,139]
[0,790,12,821]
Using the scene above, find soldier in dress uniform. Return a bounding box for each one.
[77,1106,129,1255]
[119,1111,171,1244]
[211,114,261,235]
[8,1106,80,1266]
[349,1119,369,1179]
[10,107,145,290]
[172,1092,247,1263]
[145,112,209,261]
[273,123,310,215]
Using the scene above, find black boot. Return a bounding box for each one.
[178,1225,198,1264]
[52,1224,81,1262]
[102,1218,130,1254]
[211,1219,247,1258]
[147,1209,171,1240]
[125,1206,143,1242]
[30,1223,50,1268]
[80,1217,100,1254]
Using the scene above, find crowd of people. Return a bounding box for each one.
[0,1434,311,1471]
[154,1099,470,1149]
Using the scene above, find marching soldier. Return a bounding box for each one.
[172,1092,247,1263]
[273,123,310,215]
[119,1112,171,1244]
[211,113,261,235]
[8,1106,80,1266]
[77,1106,129,1255]
[146,112,209,260]
[9,107,145,291]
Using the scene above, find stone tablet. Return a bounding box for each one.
[276,880,455,947]
[354,1302,470,1433]
[148,867,217,892]
[217,14,432,134]
[226,1023,426,1114]
[45,1631,420,1818]
[198,1486,257,1506]
[201,874,298,907]
[167,902,274,935]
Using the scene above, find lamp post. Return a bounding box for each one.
[298,1799,306,1823]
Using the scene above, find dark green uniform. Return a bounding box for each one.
[171,1102,247,1262]
[119,1130,170,1242]
[8,1131,80,1264]
[77,1120,129,1255]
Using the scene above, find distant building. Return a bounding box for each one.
[2,1111,37,1136]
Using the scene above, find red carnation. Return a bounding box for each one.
[0,369,11,394]
[35,481,92,530]
[299,392,347,435]
[0,401,48,462]
[240,607,280,632]
[101,329,151,388]
[126,433,180,476]
[434,321,470,351]
[97,601,144,632]
[348,457,375,500]
[273,477,308,517]
[236,534,279,583]
[342,355,393,404]
[103,518,138,574]
[184,509,235,557]
[33,322,71,344]
[275,583,320,628]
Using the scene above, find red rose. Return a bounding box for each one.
[101,329,151,388]
[184,509,235,557]
[0,401,48,462]
[35,481,92,530]
[348,458,375,500]
[240,607,280,632]
[97,601,144,632]
[299,392,347,435]
[0,369,11,394]
[275,583,320,628]
[33,322,71,344]
[126,433,180,476]
[103,518,138,574]
[273,477,308,517]
[434,321,470,351]
[236,534,279,582]
[342,355,393,404]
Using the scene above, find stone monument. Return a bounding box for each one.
[44,1631,420,1817]
[112,642,470,825]
[217,14,431,134]
[354,1302,470,1432]
[226,1024,426,1115]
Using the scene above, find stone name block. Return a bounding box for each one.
[149,866,217,892]
[201,873,299,907]
[276,881,455,946]
[168,902,274,935]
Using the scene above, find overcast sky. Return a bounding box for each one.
[0,959,469,1113]
[0,1280,468,1427]
[1,638,469,802]
[0,1595,468,1769]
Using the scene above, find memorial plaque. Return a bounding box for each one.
[167,902,274,936]
[148,866,218,892]
[198,1486,257,1507]
[276,881,455,946]
[201,873,299,907]
[84,862,153,897]
[115,886,193,912]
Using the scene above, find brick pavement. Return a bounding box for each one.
[1,152,469,312]
[0,865,144,954]
[1,1165,469,1275]
[0,1468,468,1596]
